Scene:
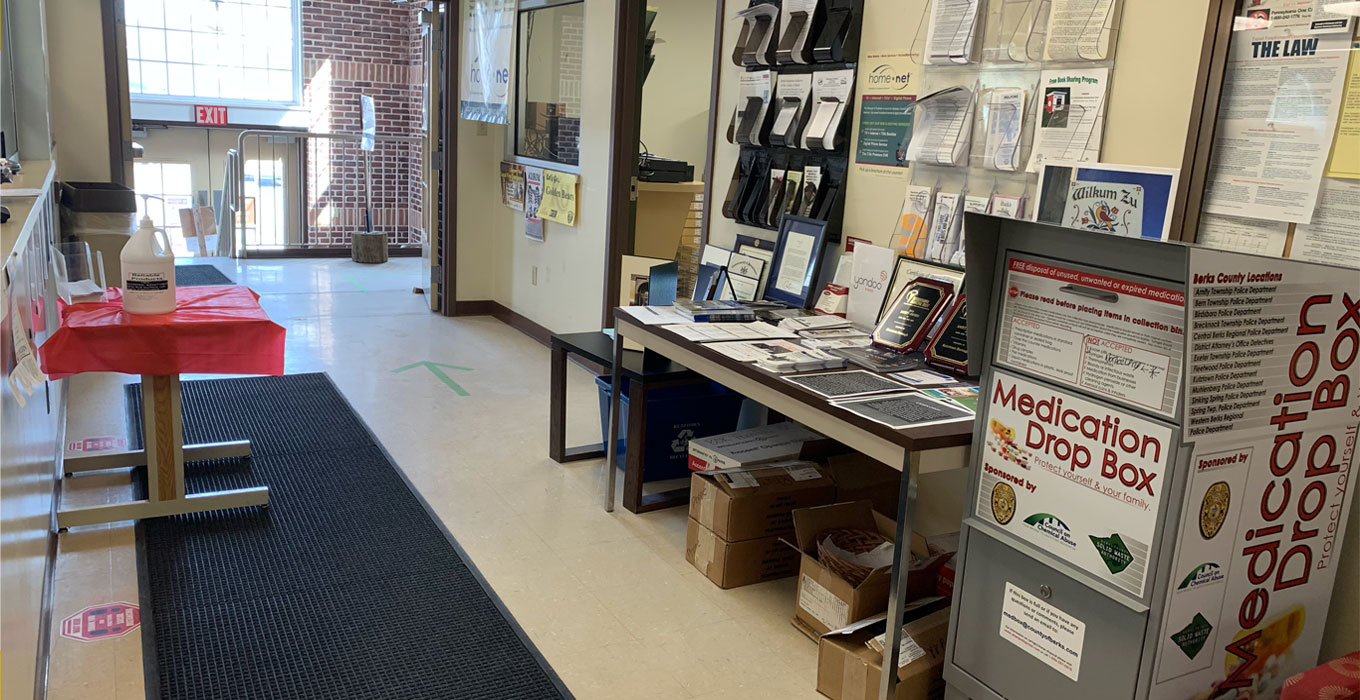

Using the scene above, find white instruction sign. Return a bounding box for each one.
[799,575,849,630]
[977,370,1174,597]
[997,256,1185,419]
[1000,582,1086,682]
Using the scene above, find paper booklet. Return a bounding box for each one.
[982,88,1026,172]
[924,0,982,65]
[1043,0,1118,61]
[1026,68,1108,173]
[905,86,975,167]
[893,184,937,256]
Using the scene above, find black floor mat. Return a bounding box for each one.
[127,373,573,700]
[174,265,233,286]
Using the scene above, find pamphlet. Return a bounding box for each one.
[996,257,1184,419]
[905,86,975,166]
[805,70,855,151]
[983,88,1026,172]
[893,184,937,256]
[924,0,982,65]
[1043,0,1118,61]
[1027,68,1109,173]
[524,166,545,241]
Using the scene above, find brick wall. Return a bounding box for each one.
[555,12,583,166]
[302,0,425,248]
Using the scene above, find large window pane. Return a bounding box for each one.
[515,2,584,167]
[127,0,298,105]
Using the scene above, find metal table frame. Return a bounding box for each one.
[601,309,973,700]
[57,374,269,529]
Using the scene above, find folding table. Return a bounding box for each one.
[40,285,285,530]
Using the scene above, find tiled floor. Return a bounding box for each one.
[49,256,827,700]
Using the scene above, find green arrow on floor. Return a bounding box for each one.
[393,361,473,396]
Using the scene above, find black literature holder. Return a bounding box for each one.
[734,95,768,146]
[812,0,862,63]
[768,96,803,146]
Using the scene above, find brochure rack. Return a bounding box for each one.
[943,215,1357,700]
[900,0,1126,266]
[721,0,865,245]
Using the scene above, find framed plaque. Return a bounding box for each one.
[924,293,968,375]
[872,277,954,352]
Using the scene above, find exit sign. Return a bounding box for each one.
[194,105,228,126]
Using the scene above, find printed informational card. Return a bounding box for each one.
[976,370,1175,597]
[996,256,1184,419]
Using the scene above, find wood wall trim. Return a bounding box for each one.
[440,3,459,315]
[699,1,725,250]
[601,0,646,328]
[450,300,554,348]
[1174,0,1241,243]
[100,0,130,185]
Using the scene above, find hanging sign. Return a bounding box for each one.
[461,0,517,124]
[536,169,578,226]
[194,105,228,126]
[360,95,376,152]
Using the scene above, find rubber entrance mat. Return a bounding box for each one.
[174,264,233,286]
[127,373,573,700]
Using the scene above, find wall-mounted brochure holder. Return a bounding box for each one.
[721,150,845,238]
[904,85,976,167]
[802,68,855,151]
[985,0,1051,63]
[777,1,822,65]
[736,3,780,67]
[769,72,812,146]
[979,84,1034,172]
[921,0,985,66]
[734,70,776,146]
[805,98,844,150]
[812,0,862,63]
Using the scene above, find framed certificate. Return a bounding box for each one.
[765,215,829,308]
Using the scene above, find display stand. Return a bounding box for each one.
[942,215,1357,700]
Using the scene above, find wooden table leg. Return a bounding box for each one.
[143,374,185,501]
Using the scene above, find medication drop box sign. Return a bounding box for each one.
[996,257,1184,420]
[1151,249,1359,700]
[976,369,1175,597]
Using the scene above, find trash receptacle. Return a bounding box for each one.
[60,181,138,285]
[596,376,745,482]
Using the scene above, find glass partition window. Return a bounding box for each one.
[515,1,584,167]
[126,0,299,105]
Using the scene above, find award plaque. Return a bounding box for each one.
[924,293,968,375]
[872,277,954,352]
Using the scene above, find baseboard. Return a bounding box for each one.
[450,300,553,347]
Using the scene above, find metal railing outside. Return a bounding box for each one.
[227,129,425,258]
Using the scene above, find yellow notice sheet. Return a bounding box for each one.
[536,170,578,226]
[1327,42,1360,179]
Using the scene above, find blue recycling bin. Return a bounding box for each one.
[595,376,745,482]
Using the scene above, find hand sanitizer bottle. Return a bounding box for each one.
[121,195,176,314]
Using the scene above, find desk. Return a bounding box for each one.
[41,285,284,529]
[603,308,974,700]
[549,331,703,512]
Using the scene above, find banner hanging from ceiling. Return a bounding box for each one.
[460,0,516,124]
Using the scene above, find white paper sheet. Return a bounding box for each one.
[775,231,816,295]
[804,70,855,150]
[1043,0,1117,61]
[1196,213,1289,257]
[1290,178,1360,268]
[618,305,691,325]
[1202,30,1351,223]
[925,192,964,263]
[925,0,982,65]
[905,86,975,166]
[737,245,775,298]
[700,245,733,268]
[1027,68,1108,173]
[669,322,797,343]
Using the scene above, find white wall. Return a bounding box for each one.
[639,0,716,172]
[457,0,617,334]
[45,0,112,182]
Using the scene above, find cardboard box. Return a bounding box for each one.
[788,501,947,639]
[685,518,800,588]
[816,608,951,700]
[687,422,824,472]
[688,461,837,541]
[824,452,903,517]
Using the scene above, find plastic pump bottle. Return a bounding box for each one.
[121,195,177,314]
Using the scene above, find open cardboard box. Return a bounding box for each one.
[688,461,837,541]
[816,607,952,700]
[786,501,950,639]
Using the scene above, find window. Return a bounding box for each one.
[515,1,584,167]
[133,161,195,255]
[126,0,299,105]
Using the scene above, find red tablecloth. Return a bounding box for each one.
[1282,653,1360,700]
[39,285,285,377]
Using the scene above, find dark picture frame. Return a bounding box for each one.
[764,215,829,308]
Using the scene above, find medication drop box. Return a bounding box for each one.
[942,217,1357,700]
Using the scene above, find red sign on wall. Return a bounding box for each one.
[60,602,141,642]
[194,105,228,126]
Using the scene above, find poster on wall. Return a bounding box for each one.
[537,170,578,226]
[524,167,545,241]
[1035,162,1179,241]
[1201,26,1351,223]
[500,162,525,211]
[854,50,918,176]
[461,0,517,124]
